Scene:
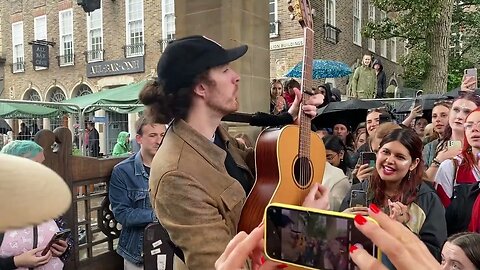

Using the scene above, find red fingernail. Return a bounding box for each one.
[349,245,358,253]
[354,214,367,225]
[370,203,380,214]
[277,264,289,269]
[261,256,266,265]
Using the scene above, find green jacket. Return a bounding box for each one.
[351,66,377,99]
[112,131,131,156]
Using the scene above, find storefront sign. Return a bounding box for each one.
[87,56,145,78]
[32,44,49,68]
[270,38,304,50]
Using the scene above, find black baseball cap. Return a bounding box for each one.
[157,35,248,94]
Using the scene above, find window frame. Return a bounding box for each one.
[380,11,387,57]
[161,0,175,52]
[59,9,74,66]
[11,21,25,73]
[34,15,48,70]
[269,0,279,38]
[390,37,397,62]
[367,2,375,52]
[87,7,104,63]
[125,0,145,57]
[353,0,362,46]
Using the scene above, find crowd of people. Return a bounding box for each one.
[2,34,480,270]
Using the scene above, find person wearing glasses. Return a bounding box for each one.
[435,108,480,236]
[426,92,480,182]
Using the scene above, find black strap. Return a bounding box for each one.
[0,232,4,246]
[29,226,38,270]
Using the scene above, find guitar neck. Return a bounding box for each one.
[299,27,314,159]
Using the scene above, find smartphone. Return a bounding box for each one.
[265,203,380,270]
[447,140,462,150]
[410,98,424,115]
[41,229,71,256]
[360,152,376,168]
[464,68,478,89]
[349,190,368,208]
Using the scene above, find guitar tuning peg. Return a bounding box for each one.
[290,13,295,20]
[288,5,294,13]
[287,0,292,3]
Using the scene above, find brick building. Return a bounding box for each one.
[0,0,175,154]
[269,0,404,95]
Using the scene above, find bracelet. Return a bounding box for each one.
[432,159,441,166]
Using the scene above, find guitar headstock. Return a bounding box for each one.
[288,0,313,29]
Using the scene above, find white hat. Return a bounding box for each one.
[0,154,72,232]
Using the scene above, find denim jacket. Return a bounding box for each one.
[109,152,157,265]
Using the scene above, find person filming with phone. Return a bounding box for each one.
[339,128,447,263]
[0,140,70,270]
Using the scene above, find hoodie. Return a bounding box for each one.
[373,59,387,98]
[112,131,131,156]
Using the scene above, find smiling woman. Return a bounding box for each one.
[340,128,447,264]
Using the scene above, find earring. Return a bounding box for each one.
[407,170,412,181]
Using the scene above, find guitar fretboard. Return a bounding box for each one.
[299,26,314,160]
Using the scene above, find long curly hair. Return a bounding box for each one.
[461,108,480,170]
[370,128,424,206]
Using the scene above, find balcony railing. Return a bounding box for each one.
[84,49,105,63]
[11,61,25,73]
[123,43,145,58]
[157,39,175,52]
[324,23,342,44]
[57,53,75,67]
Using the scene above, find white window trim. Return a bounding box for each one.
[87,7,104,63]
[161,0,175,52]
[59,9,74,66]
[12,21,24,73]
[353,0,362,46]
[368,3,375,52]
[379,11,387,57]
[34,15,48,70]
[324,0,336,26]
[125,0,145,57]
[269,0,279,38]
[391,37,397,62]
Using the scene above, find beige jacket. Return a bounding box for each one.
[149,120,254,270]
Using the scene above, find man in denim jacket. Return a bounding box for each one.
[109,116,166,270]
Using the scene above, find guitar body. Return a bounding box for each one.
[238,124,326,233]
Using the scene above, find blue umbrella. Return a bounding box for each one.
[285,59,352,79]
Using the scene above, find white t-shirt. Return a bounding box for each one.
[435,156,480,198]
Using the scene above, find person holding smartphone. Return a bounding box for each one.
[340,128,447,263]
[0,141,70,269]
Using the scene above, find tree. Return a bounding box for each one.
[363,0,454,94]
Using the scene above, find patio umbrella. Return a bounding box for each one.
[313,99,385,130]
[285,59,352,79]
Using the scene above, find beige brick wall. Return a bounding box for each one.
[0,0,165,100]
[270,0,404,94]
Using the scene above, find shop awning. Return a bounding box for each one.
[62,80,148,113]
[0,102,60,118]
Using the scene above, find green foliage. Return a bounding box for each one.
[364,0,480,91]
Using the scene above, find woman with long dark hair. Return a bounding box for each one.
[340,128,447,261]
[323,135,351,175]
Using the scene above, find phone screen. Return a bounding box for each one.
[265,205,378,270]
[361,152,376,168]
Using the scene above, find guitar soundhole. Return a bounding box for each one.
[293,157,312,189]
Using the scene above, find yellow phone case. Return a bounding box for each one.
[263,202,382,270]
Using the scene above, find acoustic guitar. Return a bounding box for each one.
[239,0,326,238]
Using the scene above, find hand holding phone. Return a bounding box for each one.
[463,68,478,90]
[265,203,380,270]
[350,190,367,208]
[41,229,71,256]
[447,140,462,151]
[360,152,376,168]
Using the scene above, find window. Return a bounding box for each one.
[367,2,375,52]
[269,0,279,38]
[324,0,337,43]
[59,9,74,66]
[34,15,48,70]
[125,0,144,57]
[87,7,103,62]
[390,37,397,62]
[353,0,362,45]
[161,0,175,51]
[12,22,24,73]
[380,11,387,57]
